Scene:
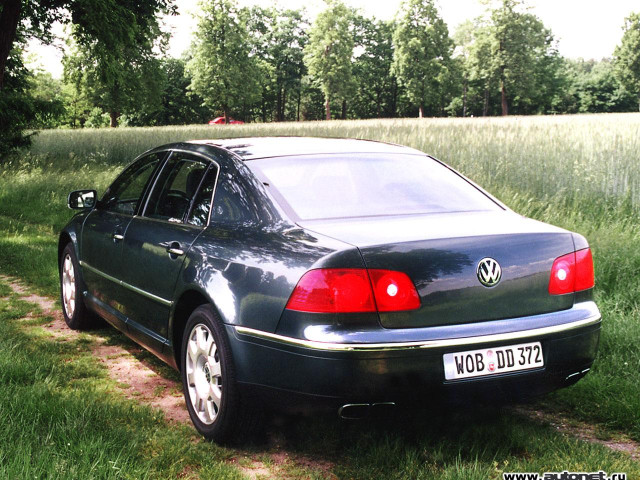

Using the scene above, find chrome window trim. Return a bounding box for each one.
[234,314,601,352]
[131,215,204,229]
[80,261,173,307]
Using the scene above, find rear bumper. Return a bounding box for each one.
[227,301,601,409]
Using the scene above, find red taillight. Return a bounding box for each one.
[368,269,421,312]
[575,248,595,291]
[285,268,420,313]
[548,248,594,295]
[285,269,376,313]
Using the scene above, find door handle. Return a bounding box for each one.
[166,241,184,256]
[113,233,124,241]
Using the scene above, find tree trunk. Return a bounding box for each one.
[499,38,508,117]
[341,99,347,120]
[276,87,283,122]
[282,88,286,121]
[390,82,398,118]
[501,80,508,116]
[325,97,331,120]
[483,85,489,117]
[418,104,424,118]
[462,80,468,117]
[223,110,228,124]
[0,0,21,90]
[109,111,120,128]
[638,93,640,113]
[297,89,301,122]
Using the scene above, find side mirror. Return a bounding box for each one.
[68,190,97,209]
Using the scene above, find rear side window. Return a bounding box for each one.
[187,167,218,226]
[249,154,501,220]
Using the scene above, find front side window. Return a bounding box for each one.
[144,152,210,223]
[101,152,164,215]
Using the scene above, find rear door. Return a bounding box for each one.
[119,151,219,351]
[81,152,165,329]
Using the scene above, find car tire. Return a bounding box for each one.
[181,305,262,444]
[59,243,92,330]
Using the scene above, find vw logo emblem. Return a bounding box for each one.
[476,257,502,287]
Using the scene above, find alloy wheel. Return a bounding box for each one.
[186,323,222,425]
[61,253,76,318]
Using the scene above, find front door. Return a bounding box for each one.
[81,152,165,329]
[119,151,218,351]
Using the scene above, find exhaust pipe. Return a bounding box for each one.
[338,402,396,420]
[565,367,590,382]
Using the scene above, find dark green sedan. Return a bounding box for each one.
[59,137,601,443]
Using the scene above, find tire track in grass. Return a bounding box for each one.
[513,405,640,461]
[0,275,190,424]
[0,275,338,480]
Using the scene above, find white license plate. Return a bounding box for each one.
[443,341,544,380]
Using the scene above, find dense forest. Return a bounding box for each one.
[1,0,640,155]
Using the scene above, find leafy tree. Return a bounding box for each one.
[1,1,174,109]
[248,7,308,122]
[187,0,262,123]
[304,0,355,120]
[451,20,475,117]
[117,57,211,126]
[392,0,453,117]
[453,1,563,116]
[1,0,173,159]
[0,45,67,157]
[0,1,69,156]
[63,39,165,128]
[486,0,562,115]
[157,58,211,125]
[299,75,326,121]
[466,21,498,116]
[0,47,37,157]
[28,70,66,128]
[70,0,172,127]
[614,12,640,111]
[352,17,399,118]
[0,0,68,89]
[564,59,636,113]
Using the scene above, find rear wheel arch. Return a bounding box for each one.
[171,289,217,370]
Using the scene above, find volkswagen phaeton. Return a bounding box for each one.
[59,137,601,442]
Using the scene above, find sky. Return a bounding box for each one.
[26,0,639,79]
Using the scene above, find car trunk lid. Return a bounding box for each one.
[299,211,576,328]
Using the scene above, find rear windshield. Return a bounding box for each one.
[248,153,501,221]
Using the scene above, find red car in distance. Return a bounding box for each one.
[208,117,245,125]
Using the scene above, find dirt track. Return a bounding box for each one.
[1,276,339,479]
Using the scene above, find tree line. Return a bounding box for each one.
[1,0,640,156]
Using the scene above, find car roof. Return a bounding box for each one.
[186,136,425,160]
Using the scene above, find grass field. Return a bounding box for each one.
[1,113,639,478]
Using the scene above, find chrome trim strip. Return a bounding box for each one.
[80,261,173,307]
[80,261,121,284]
[234,314,601,352]
[160,148,221,227]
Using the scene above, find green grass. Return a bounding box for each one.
[0,286,245,479]
[1,281,637,480]
[1,113,640,477]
